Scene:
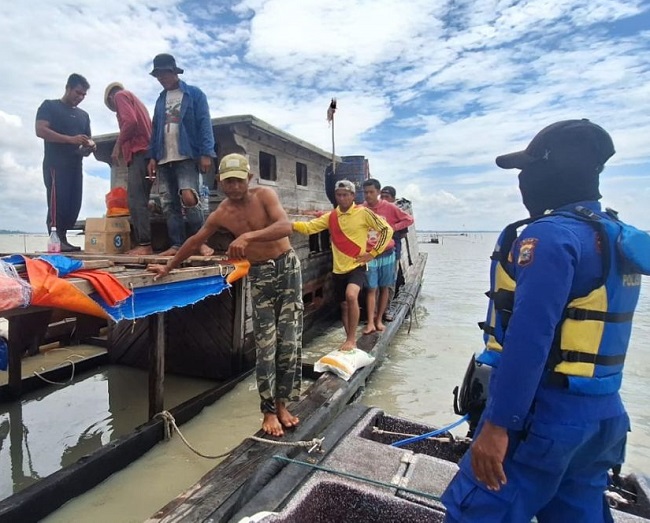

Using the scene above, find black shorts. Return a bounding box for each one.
[333,265,367,303]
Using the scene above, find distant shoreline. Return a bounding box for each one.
[0,231,42,235]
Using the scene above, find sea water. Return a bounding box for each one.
[0,233,648,522]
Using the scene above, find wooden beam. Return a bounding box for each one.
[149,312,165,419]
[230,278,247,374]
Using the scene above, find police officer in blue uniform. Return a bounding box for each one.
[442,119,644,522]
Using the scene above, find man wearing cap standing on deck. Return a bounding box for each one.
[104,82,154,255]
[147,153,302,437]
[292,179,393,351]
[147,53,215,257]
[441,119,644,522]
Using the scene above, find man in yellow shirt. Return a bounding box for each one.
[292,180,392,351]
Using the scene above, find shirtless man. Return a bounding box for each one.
[147,153,301,437]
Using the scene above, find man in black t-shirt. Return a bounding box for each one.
[36,73,94,252]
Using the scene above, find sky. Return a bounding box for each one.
[1,0,649,233]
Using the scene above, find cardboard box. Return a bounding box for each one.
[85,217,131,254]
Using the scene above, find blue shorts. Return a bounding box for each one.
[367,250,396,289]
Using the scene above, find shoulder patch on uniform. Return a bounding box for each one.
[517,238,538,266]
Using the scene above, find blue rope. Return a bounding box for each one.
[390,414,469,448]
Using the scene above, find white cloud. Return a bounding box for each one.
[0,0,649,233]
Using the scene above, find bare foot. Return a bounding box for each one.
[276,402,299,429]
[159,247,179,257]
[198,243,214,256]
[362,325,376,335]
[262,412,284,437]
[127,245,154,256]
[338,340,357,352]
[376,321,386,332]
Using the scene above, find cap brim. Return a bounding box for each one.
[150,67,184,76]
[219,171,249,181]
[495,150,537,170]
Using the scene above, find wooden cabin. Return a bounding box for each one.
[92,115,338,383]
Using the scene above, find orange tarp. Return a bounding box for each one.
[22,257,113,319]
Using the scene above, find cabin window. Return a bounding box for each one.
[296,162,308,186]
[309,233,319,253]
[308,229,331,254]
[259,151,277,181]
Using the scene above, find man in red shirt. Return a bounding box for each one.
[104,82,154,255]
[362,179,414,332]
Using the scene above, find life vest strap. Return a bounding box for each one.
[560,351,626,365]
[478,321,494,335]
[544,372,568,388]
[565,308,634,322]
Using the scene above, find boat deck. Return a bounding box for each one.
[0,344,106,386]
[1,253,243,399]
[229,405,650,523]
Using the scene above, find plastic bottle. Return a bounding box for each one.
[47,227,61,253]
[200,184,210,212]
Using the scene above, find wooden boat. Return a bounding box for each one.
[219,404,650,523]
[0,114,426,522]
[147,247,427,523]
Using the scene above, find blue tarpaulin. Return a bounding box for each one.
[92,275,231,321]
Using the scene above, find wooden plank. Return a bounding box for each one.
[66,264,239,294]
[10,259,114,273]
[231,278,247,373]
[149,313,165,419]
[227,404,371,522]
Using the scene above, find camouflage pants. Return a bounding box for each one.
[249,249,303,414]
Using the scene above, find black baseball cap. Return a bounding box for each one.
[495,119,615,171]
[381,186,396,198]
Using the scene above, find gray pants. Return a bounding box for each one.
[127,151,153,246]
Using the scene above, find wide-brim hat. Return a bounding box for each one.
[150,53,184,76]
[103,82,124,110]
